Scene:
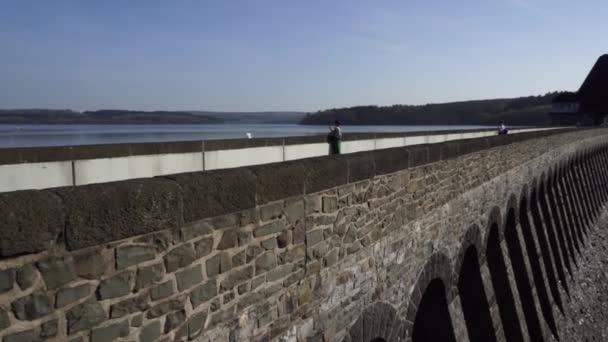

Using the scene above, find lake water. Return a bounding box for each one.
[0,124,491,148]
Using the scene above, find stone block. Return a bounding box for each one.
[73,248,109,280]
[176,265,203,291]
[255,252,277,275]
[217,228,238,250]
[57,178,182,250]
[250,160,306,205]
[164,244,196,272]
[0,268,14,294]
[254,220,287,238]
[206,252,232,277]
[347,152,376,183]
[303,156,348,195]
[131,313,143,327]
[261,237,278,250]
[232,250,246,267]
[115,245,156,270]
[140,320,162,341]
[97,271,134,300]
[322,197,338,213]
[11,291,52,321]
[267,264,294,282]
[0,190,64,258]
[284,199,305,224]
[56,284,91,308]
[306,229,324,247]
[147,296,185,318]
[277,230,292,249]
[188,311,208,340]
[135,263,164,290]
[374,148,410,175]
[180,221,212,241]
[164,310,186,333]
[190,280,217,308]
[90,319,129,342]
[408,145,429,167]
[220,265,254,292]
[16,265,36,291]
[4,329,35,342]
[167,168,256,223]
[66,300,107,334]
[110,293,149,318]
[37,256,76,290]
[40,319,58,338]
[194,237,214,257]
[259,202,284,222]
[150,281,175,302]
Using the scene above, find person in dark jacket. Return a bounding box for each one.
[328,120,343,154]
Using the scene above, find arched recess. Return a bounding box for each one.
[556,160,583,256]
[454,225,496,342]
[504,203,544,342]
[546,167,577,271]
[407,253,456,342]
[348,302,404,342]
[485,207,525,342]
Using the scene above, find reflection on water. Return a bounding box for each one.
[0,124,491,148]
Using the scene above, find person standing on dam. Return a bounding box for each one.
[328,120,343,154]
[498,120,509,135]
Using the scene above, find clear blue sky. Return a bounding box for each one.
[0,0,605,112]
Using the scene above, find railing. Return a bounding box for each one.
[0,127,563,193]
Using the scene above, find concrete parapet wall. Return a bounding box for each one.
[0,127,605,341]
[0,127,561,193]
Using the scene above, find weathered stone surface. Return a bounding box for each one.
[306,229,324,247]
[37,257,76,290]
[16,265,36,291]
[41,319,58,338]
[167,168,256,223]
[303,156,348,194]
[97,271,134,300]
[0,308,9,331]
[147,296,185,318]
[90,319,129,342]
[206,252,232,277]
[0,268,14,294]
[0,190,64,258]
[164,244,197,272]
[11,291,52,321]
[115,245,156,270]
[251,160,306,204]
[176,265,203,291]
[110,293,149,318]
[131,313,143,327]
[4,329,35,342]
[232,250,246,267]
[164,309,186,333]
[57,178,182,250]
[285,200,305,223]
[190,280,217,308]
[220,266,254,291]
[68,337,84,342]
[135,263,164,290]
[150,281,175,301]
[140,320,162,341]
[254,220,287,238]
[194,237,214,257]
[261,237,278,250]
[73,248,108,280]
[217,228,238,250]
[267,264,294,282]
[188,311,208,339]
[66,300,107,334]
[321,196,338,213]
[181,221,212,242]
[255,252,277,275]
[56,284,91,308]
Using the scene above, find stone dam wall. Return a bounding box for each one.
[0,128,608,341]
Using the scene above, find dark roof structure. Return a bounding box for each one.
[578,54,608,114]
[552,91,578,103]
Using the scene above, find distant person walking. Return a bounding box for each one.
[498,120,508,135]
[328,120,343,154]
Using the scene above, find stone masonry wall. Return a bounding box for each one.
[0,128,606,342]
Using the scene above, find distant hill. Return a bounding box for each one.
[0,109,306,125]
[0,109,223,124]
[300,92,564,126]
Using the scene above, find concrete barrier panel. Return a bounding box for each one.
[405,135,428,146]
[284,143,328,161]
[74,152,203,185]
[341,140,376,154]
[427,134,447,144]
[375,137,405,149]
[445,133,464,141]
[0,161,73,192]
[204,146,283,170]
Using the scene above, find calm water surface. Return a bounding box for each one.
[0,124,491,148]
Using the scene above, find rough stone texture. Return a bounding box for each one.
[40,319,58,338]
[66,300,107,334]
[90,319,129,342]
[3,329,35,342]
[56,284,91,308]
[0,269,14,294]
[11,291,52,321]
[0,128,607,342]
[37,256,76,290]
[0,190,64,258]
[56,178,182,250]
[16,265,36,290]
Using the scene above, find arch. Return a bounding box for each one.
[485,206,504,249]
[348,302,403,342]
[506,194,519,225]
[504,206,544,341]
[456,243,496,342]
[453,225,484,277]
[485,219,524,342]
[407,253,456,342]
